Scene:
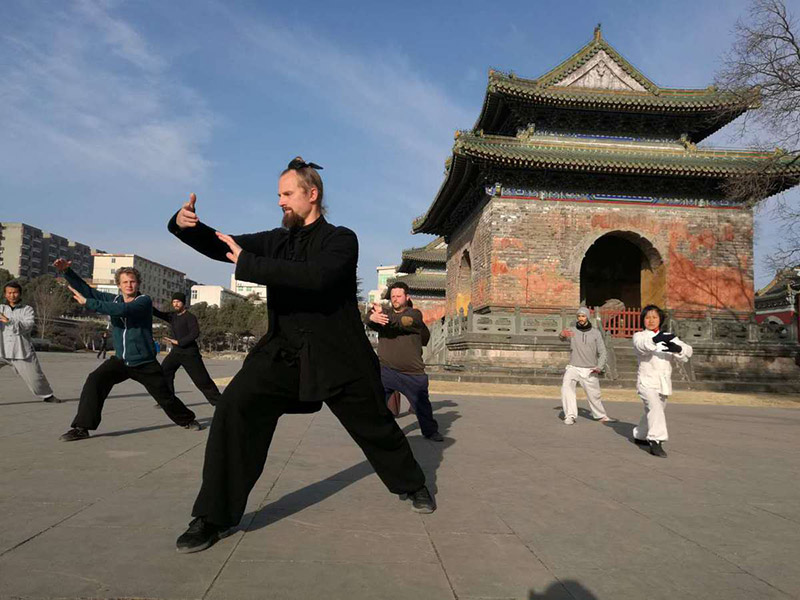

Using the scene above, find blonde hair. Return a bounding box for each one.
[282,156,326,214]
[114,267,141,285]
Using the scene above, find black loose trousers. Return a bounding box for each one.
[72,357,196,430]
[161,350,221,406]
[193,346,425,528]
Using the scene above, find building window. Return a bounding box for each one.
[111,258,116,264]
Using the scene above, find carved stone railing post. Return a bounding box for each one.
[747,312,759,343]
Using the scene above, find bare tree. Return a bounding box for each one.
[717,0,800,146]
[716,0,800,266]
[26,276,71,341]
[75,319,102,350]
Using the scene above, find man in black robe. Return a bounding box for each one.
[154,292,221,406]
[171,157,433,553]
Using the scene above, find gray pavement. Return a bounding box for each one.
[1,353,799,600]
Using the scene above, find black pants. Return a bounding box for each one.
[96,346,107,359]
[161,350,221,406]
[380,366,439,437]
[72,357,196,430]
[192,350,426,528]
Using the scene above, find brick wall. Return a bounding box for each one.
[445,197,754,315]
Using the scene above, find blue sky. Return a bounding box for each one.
[1,0,796,290]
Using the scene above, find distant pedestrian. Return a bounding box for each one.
[154,292,221,406]
[0,281,62,403]
[366,281,443,441]
[53,259,202,442]
[558,307,614,425]
[96,331,108,360]
[632,305,693,458]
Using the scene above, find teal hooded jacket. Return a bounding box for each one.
[63,268,156,367]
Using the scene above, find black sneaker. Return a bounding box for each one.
[425,431,445,442]
[43,395,64,403]
[182,420,203,431]
[632,437,649,446]
[649,440,667,458]
[408,486,436,514]
[60,427,89,442]
[176,517,221,553]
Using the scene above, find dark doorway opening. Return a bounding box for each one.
[580,235,644,307]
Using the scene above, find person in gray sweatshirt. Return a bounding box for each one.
[558,307,615,425]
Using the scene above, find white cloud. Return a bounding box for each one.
[224,8,473,170]
[0,0,212,185]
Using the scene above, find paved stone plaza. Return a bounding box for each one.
[1,353,799,599]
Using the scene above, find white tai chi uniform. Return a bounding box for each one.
[559,322,609,421]
[0,303,55,399]
[631,330,693,442]
[561,365,608,420]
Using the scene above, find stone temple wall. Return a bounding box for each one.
[444,196,754,315]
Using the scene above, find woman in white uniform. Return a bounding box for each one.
[632,305,692,458]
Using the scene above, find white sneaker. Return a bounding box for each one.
[563,416,576,425]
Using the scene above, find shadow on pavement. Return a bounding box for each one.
[89,416,213,438]
[529,580,599,599]
[0,398,78,406]
[239,399,460,534]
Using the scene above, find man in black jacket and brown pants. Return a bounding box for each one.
[154,292,221,406]
[171,157,434,553]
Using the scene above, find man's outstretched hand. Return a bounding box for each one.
[216,231,242,264]
[53,258,72,272]
[176,193,199,229]
[369,303,389,325]
[67,285,87,306]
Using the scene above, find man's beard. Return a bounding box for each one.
[282,210,305,230]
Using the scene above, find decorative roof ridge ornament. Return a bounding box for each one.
[516,124,536,141]
[594,23,602,42]
[680,133,697,152]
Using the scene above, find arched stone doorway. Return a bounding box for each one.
[580,232,665,308]
[455,251,472,315]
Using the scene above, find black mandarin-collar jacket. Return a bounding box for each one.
[167,213,382,406]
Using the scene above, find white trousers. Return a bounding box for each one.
[0,355,54,398]
[561,365,608,420]
[633,385,668,442]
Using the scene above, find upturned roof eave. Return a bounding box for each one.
[412,139,800,237]
[412,153,474,235]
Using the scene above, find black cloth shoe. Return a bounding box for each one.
[649,440,667,458]
[176,517,221,553]
[60,427,89,442]
[632,437,649,446]
[408,486,436,514]
[424,431,445,442]
[182,420,203,431]
[43,395,64,403]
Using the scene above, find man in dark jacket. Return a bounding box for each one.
[366,281,442,441]
[154,292,220,406]
[171,157,433,554]
[54,260,202,441]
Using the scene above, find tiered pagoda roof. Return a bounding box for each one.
[755,267,800,311]
[413,28,800,237]
[387,237,446,298]
[477,26,758,141]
